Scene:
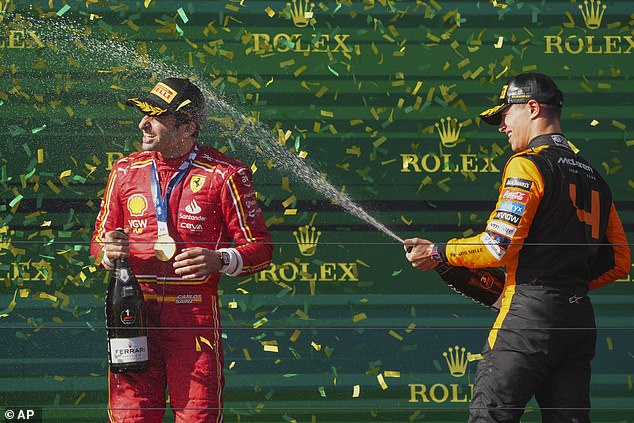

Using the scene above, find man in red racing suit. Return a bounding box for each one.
[404,73,630,422]
[91,77,272,422]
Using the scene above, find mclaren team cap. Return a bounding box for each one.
[126,77,205,118]
[479,72,564,126]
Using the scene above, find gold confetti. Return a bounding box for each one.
[388,330,403,341]
[352,313,367,322]
[353,385,360,398]
[377,373,388,390]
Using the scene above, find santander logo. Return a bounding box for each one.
[185,199,202,215]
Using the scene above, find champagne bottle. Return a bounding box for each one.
[105,257,149,373]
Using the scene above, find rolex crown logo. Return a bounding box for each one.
[443,345,468,377]
[294,224,321,257]
[578,0,606,30]
[435,117,463,148]
[288,0,315,28]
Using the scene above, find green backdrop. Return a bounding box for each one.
[1,0,633,421]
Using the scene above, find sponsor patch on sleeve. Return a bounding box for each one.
[497,201,526,216]
[487,220,518,238]
[481,232,505,260]
[486,230,512,250]
[504,177,532,191]
[494,211,522,227]
[501,189,529,204]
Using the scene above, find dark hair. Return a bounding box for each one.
[539,103,562,120]
[173,107,205,138]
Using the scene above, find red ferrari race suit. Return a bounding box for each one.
[91,144,273,423]
[435,134,630,422]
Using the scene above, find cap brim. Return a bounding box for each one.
[479,102,510,126]
[126,97,169,116]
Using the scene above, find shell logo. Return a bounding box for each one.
[127,194,148,217]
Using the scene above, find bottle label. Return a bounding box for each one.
[109,336,149,364]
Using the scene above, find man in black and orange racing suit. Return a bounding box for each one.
[404,73,630,422]
[91,77,272,422]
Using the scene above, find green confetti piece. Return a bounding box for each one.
[56,4,71,16]
[31,125,47,134]
[177,7,189,23]
[9,195,23,207]
[24,167,37,179]
[175,23,184,36]
[391,269,403,276]
[327,65,339,77]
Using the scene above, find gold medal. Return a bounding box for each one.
[154,233,176,261]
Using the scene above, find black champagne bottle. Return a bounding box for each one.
[105,257,149,373]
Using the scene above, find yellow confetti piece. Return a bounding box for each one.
[590,120,600,127]
[388,330,403,341]
[284,209,297,216]
[426,33,441,43]
[144,0,152,7]
[494,36,504,48]
[243,348,252,361]
[37,149,45,163]
[280,59,295,68]
[282,195,297,208]
[199,336,213,350]
[228,301,238,309]
[377,373,388,390]
[373,136,387,148]
[74,393,86,405]
[253,317,268,328]
[265,6,275,17]
[400,215,412,225]
[353,384,360,398]
[295,309,310,320]
[468,353,483,361]
[263,345,279,353]
[298,151,308,158]
[311,341,322,351]
[352,313,367,322]
[229,361,236,369]
[405,323,416,333]
[607,337,613,351]
[611,120,626,131]
[53,375,65,382]
[384,371,400,378]
[290,330,301,342]
[320,110,334,118]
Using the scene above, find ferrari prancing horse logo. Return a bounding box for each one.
[190,175,206,193]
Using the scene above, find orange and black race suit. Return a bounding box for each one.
[437,134,630,422]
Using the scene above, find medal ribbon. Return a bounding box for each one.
[150,144,199,236]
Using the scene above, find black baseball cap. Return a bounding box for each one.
[126,77,205,119]
[479,73,564,125]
